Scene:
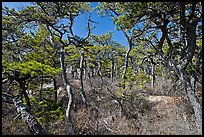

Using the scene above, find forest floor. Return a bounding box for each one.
[2,76,201,135]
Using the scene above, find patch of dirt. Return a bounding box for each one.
[139,95,198,135]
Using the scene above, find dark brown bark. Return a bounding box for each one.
[122,42,133,79]
[19,81,31,110]
[53,77,58,102]
[22,88,31,110]
[151,63,155,88]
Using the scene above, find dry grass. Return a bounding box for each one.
[2,76,201,135]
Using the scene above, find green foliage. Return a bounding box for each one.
[115,67,150,102]
[29,90,65,124]
[5,61,61,77]
[64,46,80,67]
[91,32,114,46]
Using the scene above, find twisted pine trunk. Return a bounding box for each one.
[179,72,202,134]
[122,45,132,79]
[59,49,74,129]
[111,58,114,82]
[151,63,155,88]
[53,77,58,102]
[87,67,93,88]
[78,50,88,107]
[2,93,47,135]
[97,61,104,86]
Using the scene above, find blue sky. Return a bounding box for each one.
[2,2,129,47]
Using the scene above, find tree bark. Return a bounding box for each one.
[177,5,201,133]
[97,61,104,85]
[40,75,43,101]
[179,71,202,134]
[87,67,93,88]
[53,77,57,102]
[115,60,118,78]
[20,83,31,110]
[22,88,31,110]
[151,63,155,88]
[84,59,87,79]
[78,50,88,107]
[186,85,202,134]
[157,45,202,134]
[59,48,74,128]
[111,58,114,82]
[2,93,47,135]
[107,87,124,117]
[122,43,132,79]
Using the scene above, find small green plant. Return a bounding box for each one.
[29,89,65,125]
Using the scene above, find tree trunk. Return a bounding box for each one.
[122,44,132,79]
[78,50,88,107]
[176,9,201,133]
[87,67,93,88]
[22,89,31,110]
[159,46,202,134]
[179,73,202,134]
[151,63,155,88]
[65,84,74,127]
[186,85,202,134]
[111,58,114,82]
[97,61,103,85]
[107,87,124,117]
[84,60,87,79]
[20,83,31,110]
[161,52,202,134]
[53,77,57,102]
[161,63,165,81]
[146,66,151,81]
[59,49,74,129]
[40,75,43,101]
[2,93,47,135]
[115,61,118,78]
